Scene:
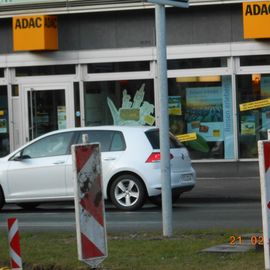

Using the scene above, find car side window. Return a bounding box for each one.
[21,132,74,158]
[77,130,125,152]
[110,132,126,151]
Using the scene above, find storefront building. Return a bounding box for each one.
[0,0,269,177]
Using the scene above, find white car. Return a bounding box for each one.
[0,126,196,211]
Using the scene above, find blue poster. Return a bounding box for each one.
[186,87,223,142]
[261,77,270,131]
[222,76,234,159]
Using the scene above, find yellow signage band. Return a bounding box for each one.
[13,15,58,51]
[176,132,197,142]
[239,98,270,111]
[243,1,270,39]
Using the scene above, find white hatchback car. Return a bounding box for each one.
[0,126,196,211]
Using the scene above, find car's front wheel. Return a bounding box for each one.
[110,174,146,211]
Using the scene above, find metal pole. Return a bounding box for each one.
[155,3,173,237]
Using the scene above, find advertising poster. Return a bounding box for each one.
[186,87,223,142]
[168,96,182,116]
[240,115,256,135]
[222,76,234,159]
[261,76,270,130]
[0,119,7,133]
[57,106,67,129]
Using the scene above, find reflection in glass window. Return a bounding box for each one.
[168,57,227,70]
[16,65,76,76]
[74,82,81,127]
[240,55,270,66]
[22,132,74,158]
[84,80,155,126]
[168,76,233,160]
[87,61,149,73]
[0,86,9,157]
[237,74,270,158]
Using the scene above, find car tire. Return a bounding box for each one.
[17,203,40,210]
[110,174,146,211]
[0,187,5,210]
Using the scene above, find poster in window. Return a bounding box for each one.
[186,87,223,141]
[57,106,67,129]
[168,96,182,116]
[261,77,270,130]
[0,119,7,133]
[240,115,256,135]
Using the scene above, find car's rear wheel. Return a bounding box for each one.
[0,187,5,210]
[17,203,40,210]
[110,174,146,211]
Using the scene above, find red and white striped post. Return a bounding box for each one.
[7,218,22,270]
[72,142,107,268]
[258,140,270,270]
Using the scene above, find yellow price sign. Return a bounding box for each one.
[239,98,270,111]
[144,115,155,126]
[176,132,197,142]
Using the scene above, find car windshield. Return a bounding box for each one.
[145,129,184,150]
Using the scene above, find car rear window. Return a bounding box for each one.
[145,129,184,150]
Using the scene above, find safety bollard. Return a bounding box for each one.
[7,218,22,270]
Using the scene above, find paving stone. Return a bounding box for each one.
[202,240,256,253]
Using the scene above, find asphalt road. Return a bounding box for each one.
[0,199,262,233]
[0,177,262,233]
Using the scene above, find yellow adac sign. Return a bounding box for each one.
[13,15,58,51]
[243,1,270,39]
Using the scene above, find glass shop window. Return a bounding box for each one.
[16,65,76,76]
[168,75,234,160]
[87,61,149,73]
[0,86,9,157]
[74,82,81,127]
[240,55,270,66]
[84,80,155,126]
[168,57,227,70]
[237,74,270,158]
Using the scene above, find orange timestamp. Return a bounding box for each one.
[229,235,264,246]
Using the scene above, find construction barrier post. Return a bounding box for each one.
[72,143,107,268]
[258,140,270,270]
[7,218,22,270]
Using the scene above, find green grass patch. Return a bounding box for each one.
[0,228,265,270]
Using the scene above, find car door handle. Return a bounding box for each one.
[53,161,65,165]
[103,157,116,161]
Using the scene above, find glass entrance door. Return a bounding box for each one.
[27,89,67,141]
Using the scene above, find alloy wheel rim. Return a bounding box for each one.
[114,179,140,207]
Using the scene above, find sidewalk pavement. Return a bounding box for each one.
[180,177,261,202]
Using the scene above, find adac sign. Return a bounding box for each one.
[243,1,270,39]
[13,15,58,51]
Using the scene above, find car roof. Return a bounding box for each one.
[44,125,158,134]
[27,125,159,143]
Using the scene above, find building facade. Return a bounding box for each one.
[0,0,268,177]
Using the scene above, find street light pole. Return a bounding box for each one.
[155,3,173,237]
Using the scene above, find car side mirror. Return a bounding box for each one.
[13,154,31,161]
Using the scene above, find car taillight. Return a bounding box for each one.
[146,152,174,163]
